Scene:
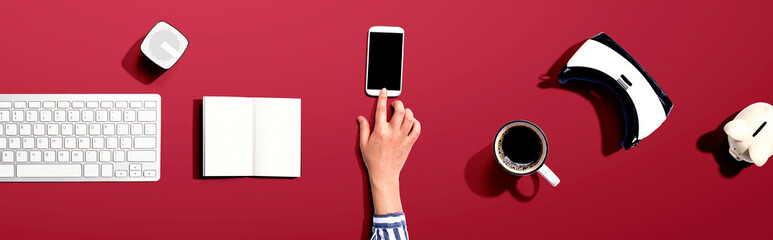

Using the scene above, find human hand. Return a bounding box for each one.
[358,88,421,185]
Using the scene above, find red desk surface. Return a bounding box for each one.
[2,0,772,239]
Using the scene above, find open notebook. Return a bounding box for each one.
[202,96,301,177]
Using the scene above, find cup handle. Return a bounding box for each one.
[537,165,560,187]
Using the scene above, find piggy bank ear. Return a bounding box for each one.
[748,143,771,167]
[724,119,749,141]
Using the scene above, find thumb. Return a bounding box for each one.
[358,116,370,145]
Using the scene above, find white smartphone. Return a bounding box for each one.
[365,26,404,97]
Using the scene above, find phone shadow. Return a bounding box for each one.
[538,41,625,156]
[464,144,540,202]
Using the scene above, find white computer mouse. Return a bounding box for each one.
[140,21,189,69]
[724,102,773,167]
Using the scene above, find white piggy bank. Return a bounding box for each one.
[724,102,773,167]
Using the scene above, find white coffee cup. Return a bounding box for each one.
[494,120,560,187]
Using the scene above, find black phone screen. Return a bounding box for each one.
[367,32,403,90]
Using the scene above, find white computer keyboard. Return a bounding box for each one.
[0,94,160,182]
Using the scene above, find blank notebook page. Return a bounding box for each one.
[203,97,255,176]
[253,98,301,177]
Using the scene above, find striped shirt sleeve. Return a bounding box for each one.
[371,212,408,240]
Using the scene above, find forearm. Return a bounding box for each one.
[370,178,403,215]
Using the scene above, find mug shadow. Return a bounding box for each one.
[121,37,166,84]
[696,111,751,178]
[464,144,540,202]
[538,41,624,156]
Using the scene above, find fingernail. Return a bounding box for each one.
[381,88,387,93]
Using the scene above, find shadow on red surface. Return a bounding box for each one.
[538,41,625,156]
[464,144,540,202]
[121,37,166,84]
[697,111,751,178]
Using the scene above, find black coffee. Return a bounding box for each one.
[501,126,543,165]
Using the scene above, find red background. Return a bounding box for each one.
[1,0,772,239]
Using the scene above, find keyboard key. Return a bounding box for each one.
[19,124,31,135]
[81,110,94,122]
[14,101,27,109]
[123,110,136,122]
[85,151,97,162]
[106,137,118,149]
[75,124,87,136]
[116,170,128,177]
[28,102,41,109]
[72,101,85,108]
[144,170,156,177]
[54,110,66,122]
[100,101,113,108]
[130,101,142,108]
[26,111,38,122]
[6,124,17,135]
[64,137,76,149]
[17,165,81,178]
[0,102,11,109]
[37,138,48,148]
[86,101,99,108]
[128,151,155,162]
[22,137,34,149]
[43,151,55,162]
[43,101,56,109]
[50,137,62,149]
[102,164,113,177]
[131,124,143,135]
[120,138,131,149]
[95,110,108,122]
[0,111,9,122]
[57,151,70,162]
[0,165,13,177]
[103,124,115,135]
[92,138,104,148]
[84,164,99,177]
[99,151,110,162]
[110,110,121,122]
[145,101,157,108]
[130,170,141,177]
[116,101,128,108]
[0,138,6,148]
[39,110,52,122]
[33,124,45,135]
[78,137,90,149]
[68,111,80,122]
[57,101,70,108]
[16,151,28,162]
[12,111,23,121]
[134,137,156,149]
[61,124,74,135]
[137,110,156,122]
[71,151,83,162]
[8,138,20,149]
[1,151,13,162]
[113,151,125,162]
[145,123,157,135]
[89,124,100,135]
[30,151,42,162]
[117,124,129,135]
[47,124,59,135]
[129,164,142,171]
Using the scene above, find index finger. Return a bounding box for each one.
[375,88,388,124]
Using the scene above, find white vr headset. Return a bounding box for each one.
[558,33,673,149]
